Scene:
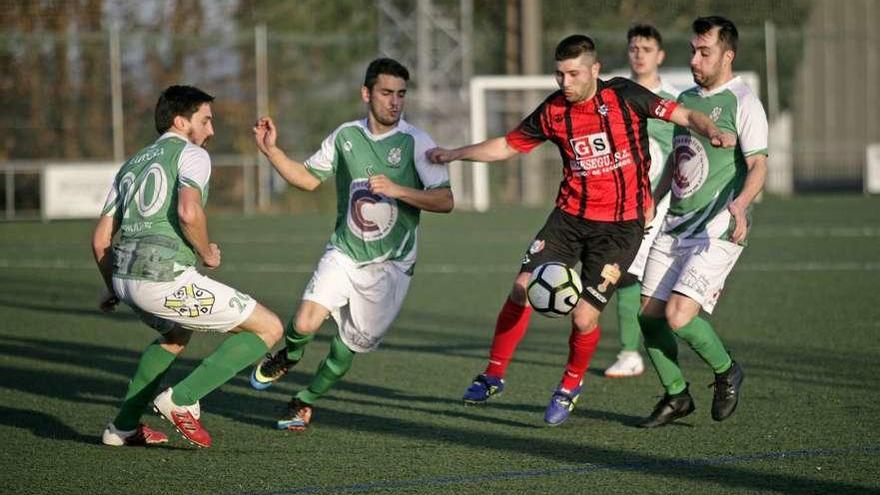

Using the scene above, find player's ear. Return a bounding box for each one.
[361,85,371,104]
[172,114,190,132]
[591,61,601,78]
[657,49,666,66]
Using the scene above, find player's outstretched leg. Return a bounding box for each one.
[251,322,313,390]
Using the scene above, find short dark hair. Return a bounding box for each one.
[693,16,738,53]
[627,24,663,48]
[154,85,214,134]
[363,58,410,90]
[555,34,597,62]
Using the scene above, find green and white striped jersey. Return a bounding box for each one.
[666,76,768,243]
[304,118,450,267]
[101,132,211,281]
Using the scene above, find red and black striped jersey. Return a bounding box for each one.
[506,77,678,222]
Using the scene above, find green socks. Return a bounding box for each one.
[296,335,355,405]
[615,283,643,352]
[285,320,314,362]
[674,316,732,374]
[114,341,176,431]
[639,315,687,395]
[171,331,268,406]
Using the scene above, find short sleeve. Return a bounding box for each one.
[736,92,769,157]
[303,129,340,182]
[505,95,554,153]
[613,77,679,122]
[411,128,450,190]
[100,180,119,217]
[178,145,211,193]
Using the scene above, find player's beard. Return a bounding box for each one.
[189,130,211,149]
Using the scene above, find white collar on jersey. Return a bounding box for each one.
[158,130,193,145]
[697,75,742,97]
[358,117,409,141]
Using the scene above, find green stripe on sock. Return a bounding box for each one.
[172,331,268,406]
[114,341,176,431]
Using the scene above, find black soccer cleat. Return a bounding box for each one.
[638,386,696,428]
[710,360,744,421]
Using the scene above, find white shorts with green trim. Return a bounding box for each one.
[112,267,257,333]
[640,231,743,314]
[303,248,412,353]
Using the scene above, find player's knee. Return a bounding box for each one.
[571,312,599,333]
[159,328,191,354]
[509,274,530,305]
[666,308,695,331]
[293,309,323,335]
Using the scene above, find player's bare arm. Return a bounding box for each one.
[92,214,120,312]
[669,106,737,148]
[253,116,321,191]
[427,136,520,164]
[727,153,768,244]
[178,186,221,269]
[368,174,454,213]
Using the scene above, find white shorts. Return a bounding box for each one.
[303,248,412,353]
[627,194,671,280]
[640,232,743,314]
[112,267,257,333]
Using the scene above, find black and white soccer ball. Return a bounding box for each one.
[526,262,583,318]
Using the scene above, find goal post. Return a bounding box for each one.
[459,70,765,212]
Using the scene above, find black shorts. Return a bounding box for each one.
[520,208,644,310]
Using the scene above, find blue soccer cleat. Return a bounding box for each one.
[250,348,299,390]
[462,374,505,404]
[544,384,582,426]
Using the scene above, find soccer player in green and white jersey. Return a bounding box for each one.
[94,86,284,448]
[605,24,681,379]
[249,58,453,430]
[637,16,768,427]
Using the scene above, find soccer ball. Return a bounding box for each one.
[527,262,583,318]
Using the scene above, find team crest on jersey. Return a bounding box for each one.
[387,147,402,167]
[709,106,722,122]
[672,135,709,198]
[597,104,609,116]
[343,140,353,152]
[347,179,398,241]
[164,284,215,317]
[529,239,545,254]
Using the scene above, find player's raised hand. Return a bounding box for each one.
[727,202,748,244]
[203,242,222,270]
[368,174,402,198]
[426,147,453,164]
[710,131,737,148]
[253,116,277,154]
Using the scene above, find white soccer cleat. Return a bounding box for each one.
[101,422,168,446]
[604,351,645,378]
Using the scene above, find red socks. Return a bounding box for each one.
[484,298,532,378]
[560,325,601,391]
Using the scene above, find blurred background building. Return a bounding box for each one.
[2,0,878,218]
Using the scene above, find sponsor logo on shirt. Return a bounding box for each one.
[709,106,722,122]
[672,135,709,198]
[570,133,610,159]
[347,179,398,241]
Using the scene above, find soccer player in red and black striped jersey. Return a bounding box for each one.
[427,34,734,426]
